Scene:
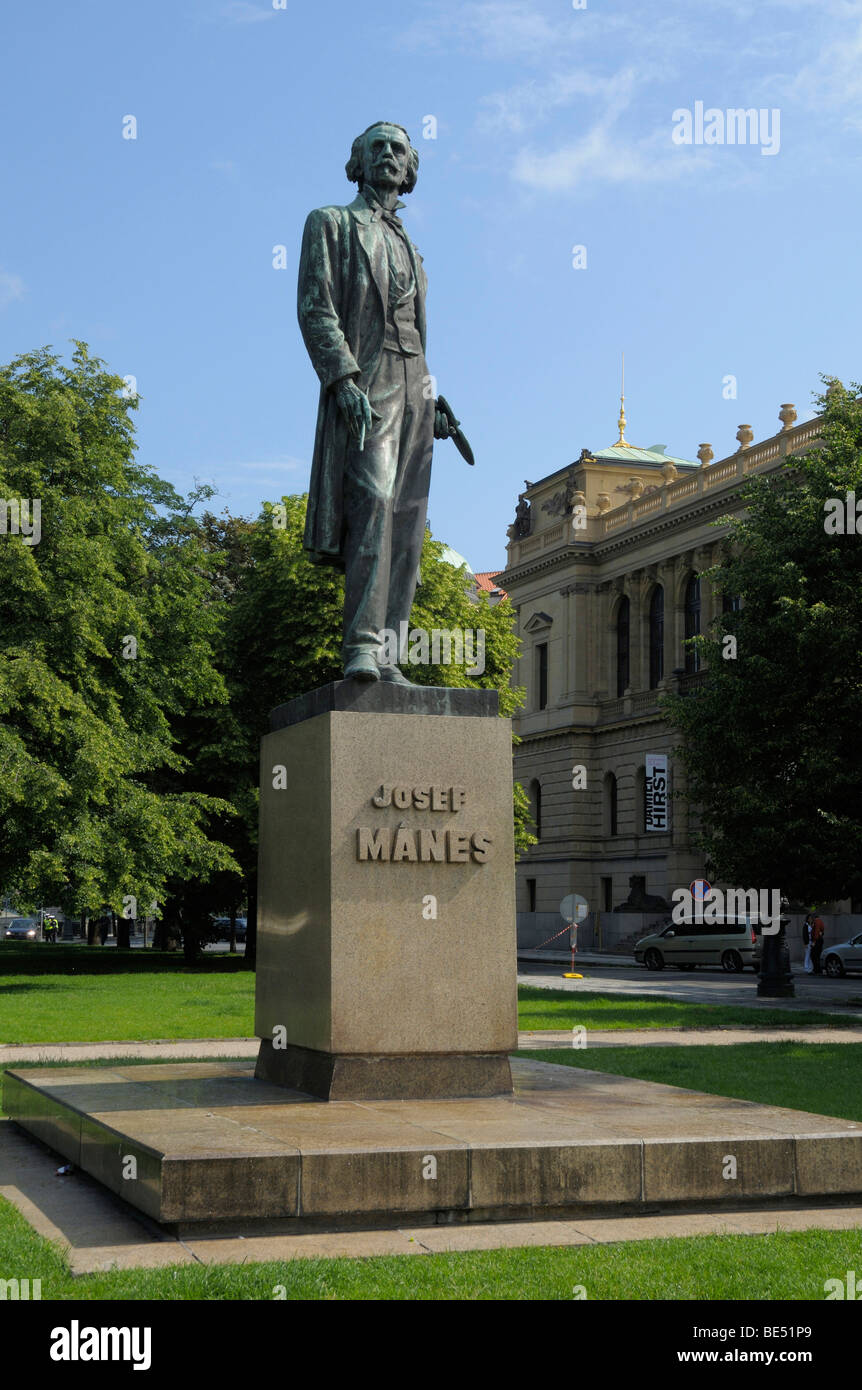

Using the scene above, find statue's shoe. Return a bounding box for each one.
[344,654,380,681]
[378,665,415,686]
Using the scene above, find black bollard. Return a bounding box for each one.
[757,915,795,997]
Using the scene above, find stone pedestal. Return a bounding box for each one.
[253,681,518,1100]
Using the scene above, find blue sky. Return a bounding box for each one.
[2,0,860,572]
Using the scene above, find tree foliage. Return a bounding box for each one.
[663,379,862,904]
[0,345,237,923]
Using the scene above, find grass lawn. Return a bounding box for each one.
[0,971,255,1043]
[520,1041,862,1123]
[0,943,247,975]
[0,1193,859,1299]
[1,965,857,1045]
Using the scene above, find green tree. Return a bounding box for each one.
[156,508,263,960]
[397,533,532,854]
[0,344,237,933]
[663,379,862,903]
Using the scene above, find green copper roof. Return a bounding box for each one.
[438,543,474,574]
[594,443,698,468]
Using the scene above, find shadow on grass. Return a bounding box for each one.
[516,987,857,1029]
[0,981,82,994]
[0,945,251,977]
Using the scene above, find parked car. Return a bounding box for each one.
[3,916,41,941]
[211,916,247,944]
[635,916,762,973]
[822,932,862,978]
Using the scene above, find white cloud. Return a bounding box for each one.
[400,1,562,62]
[219,1,277,24]
[478,69,636,136]
[402,0,862,192]
[790,19,862,123]
[0,270,25,310]
[400,0,707,70]
[512,122,715,192]
[498,69,716,193]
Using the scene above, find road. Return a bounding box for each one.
[518,960,862,1015]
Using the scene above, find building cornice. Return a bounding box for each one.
[501,416,823,582]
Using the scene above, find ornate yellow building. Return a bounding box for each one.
[496,400,822,940]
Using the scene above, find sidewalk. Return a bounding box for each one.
[519,948,637,966]
[0,1039,259,1065]
[519,947,862,978]
[4,1024,862,1067]
[518,1025,862,1049]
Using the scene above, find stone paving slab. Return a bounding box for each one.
[4,1057,862,1228]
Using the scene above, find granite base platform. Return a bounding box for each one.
[254,1039,513,1101]
[4,1057,862,1228]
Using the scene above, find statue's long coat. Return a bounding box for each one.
[297,191,428,567]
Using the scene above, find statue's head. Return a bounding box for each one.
[345,121,419,196]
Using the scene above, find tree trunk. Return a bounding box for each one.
[86,916,98,946]
[116,917,132,950]
[229,904,237,955]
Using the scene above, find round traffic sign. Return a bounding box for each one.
[560,893,589,924]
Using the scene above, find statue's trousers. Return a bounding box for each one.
[340,348,435,664]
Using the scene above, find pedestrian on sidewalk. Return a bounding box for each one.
[810,910,826,975]
[802,914,814,973]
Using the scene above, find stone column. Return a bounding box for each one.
[696,546,716,633]
[559,584,575,699]
[610,576,629,695]
[592,582,612,699]
[512,605,522,690]
[629,569,651,692]
[658,559,676,686]
[671,551,695,674]
[565,583,592,701]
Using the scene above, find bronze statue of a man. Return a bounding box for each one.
[297,121,454,683]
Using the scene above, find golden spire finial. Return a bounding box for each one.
[614,352,631,447]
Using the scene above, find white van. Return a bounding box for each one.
[634,916,763,973]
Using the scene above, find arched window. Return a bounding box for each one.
[649,586,664,689]
[530,779,542,839]
[616,596,630,697]
[684,574,701,674]
[604,771,618,837]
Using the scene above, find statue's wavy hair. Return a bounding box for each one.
[345,122,419,195]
